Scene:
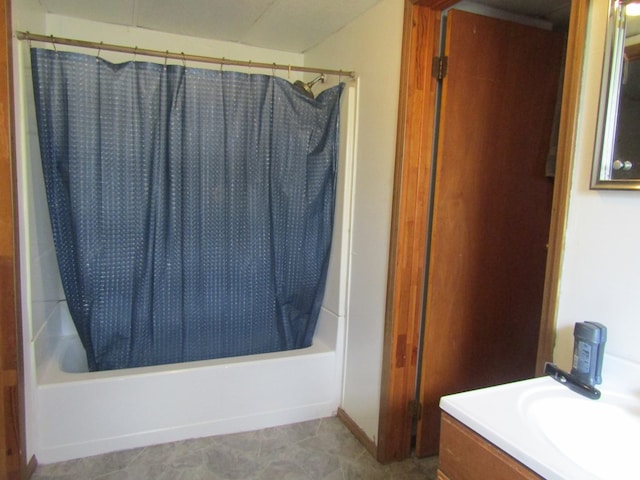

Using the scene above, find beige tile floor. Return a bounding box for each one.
[32,416,439,480]
[33,417,438,480]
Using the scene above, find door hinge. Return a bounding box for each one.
[408,400,423,421]
[432,56,448,80]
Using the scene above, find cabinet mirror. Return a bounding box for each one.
[592,1,640,189]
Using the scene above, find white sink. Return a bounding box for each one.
[524,392,640,479]
[440,354,640,480]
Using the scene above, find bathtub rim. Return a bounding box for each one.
[38,334,333,386]
[35,302,342,386]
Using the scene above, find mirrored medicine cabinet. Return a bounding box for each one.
[592,1,640,189]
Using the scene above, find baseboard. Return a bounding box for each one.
[337,407,378,460]
[24,454,37,479]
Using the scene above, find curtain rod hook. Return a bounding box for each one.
[133,46,138,62]
[164,50,168,69]
[220,57,225,73]
[181,52,186,68]
[288,65,291,80]
[96,41,103,62]
[272,62,276,78]
[50,34,57,52]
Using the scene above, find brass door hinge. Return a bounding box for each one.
[432,56,448,80]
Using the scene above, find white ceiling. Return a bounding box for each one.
[37,0,572,54]
[37,0,385,53]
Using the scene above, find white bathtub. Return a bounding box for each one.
[34,305,345,464]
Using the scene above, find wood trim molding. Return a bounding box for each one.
[535,0,590,374]
[1,0,27,477]
[25,456,37,479]
[377,0,441,463]
[337,408,377,459]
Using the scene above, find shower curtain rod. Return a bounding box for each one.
[16,31,357,79]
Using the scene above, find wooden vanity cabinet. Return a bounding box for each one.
[437,413,544,480]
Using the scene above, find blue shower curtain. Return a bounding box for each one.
[31,48,343,371]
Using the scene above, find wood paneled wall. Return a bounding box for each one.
[0,0,26,477]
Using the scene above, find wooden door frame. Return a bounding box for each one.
[377,0,589,463]
[1,0,31,477]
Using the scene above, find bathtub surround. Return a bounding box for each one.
[31,47,343,371]
[14,9,356,465]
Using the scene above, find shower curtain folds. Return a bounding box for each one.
[30,48,344,372]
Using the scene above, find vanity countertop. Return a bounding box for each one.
[439,354,640,480]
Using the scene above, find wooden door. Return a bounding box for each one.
[415,9,565,456]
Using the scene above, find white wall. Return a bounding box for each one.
[555,0,640,368]
[12,0,48,464]
[305,0,404,444]
[43,15,304,70]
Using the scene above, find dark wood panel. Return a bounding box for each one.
[416,10,564,455]
[0,0,25,477]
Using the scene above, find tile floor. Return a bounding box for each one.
[32,416,440,479]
